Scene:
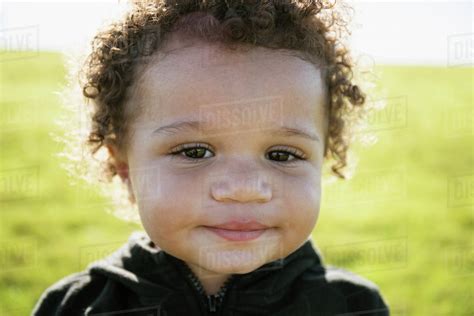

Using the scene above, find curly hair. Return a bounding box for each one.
[76,0,368,195]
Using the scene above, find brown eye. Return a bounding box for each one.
[266,146,306,163]
[168,143,306,164]
[169,143,214,160]
[268,151,293,161]
[183,147,210,159]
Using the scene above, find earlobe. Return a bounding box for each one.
[115,161,136,204]
[125,177,136,204]
[106,143,136,204]
[106,143,129,181]
[116,161,130,182]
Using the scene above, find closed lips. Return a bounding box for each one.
[205,220,269,231]
[204,221,270,241]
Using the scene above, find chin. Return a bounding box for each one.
[200,250,271,275]
[227,261,263,274]
[208,263,260,275]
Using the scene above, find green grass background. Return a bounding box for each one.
[0,51,472,315]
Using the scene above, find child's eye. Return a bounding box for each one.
[169,143,214,160]
[168,143,306,163]
[266,146,306,163]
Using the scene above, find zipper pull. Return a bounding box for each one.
[207,294,218,313]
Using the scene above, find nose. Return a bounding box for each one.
[211,170,272,203]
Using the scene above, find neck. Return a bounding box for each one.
[185,261,232,296]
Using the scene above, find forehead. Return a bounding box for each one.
[129,38,327,136]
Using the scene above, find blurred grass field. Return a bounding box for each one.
[0,51,472,315]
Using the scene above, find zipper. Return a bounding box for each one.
[179,260,236,314]
[207,294,219,312]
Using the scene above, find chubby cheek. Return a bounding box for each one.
[280,172,321,245]
[129,162,203,245]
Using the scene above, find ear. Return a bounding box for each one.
[106,143,136,204]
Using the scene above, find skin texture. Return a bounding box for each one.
[108,33,328,295]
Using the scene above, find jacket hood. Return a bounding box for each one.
[87,231,326,314]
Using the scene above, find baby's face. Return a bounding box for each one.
[120,36,327,276]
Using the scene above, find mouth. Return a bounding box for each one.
[203,220,270,242]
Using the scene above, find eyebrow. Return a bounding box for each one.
[152,120,320,142]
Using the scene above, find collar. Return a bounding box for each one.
[88,231,325,313]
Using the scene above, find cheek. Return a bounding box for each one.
[282,172,321,231]
[131,164,205,234]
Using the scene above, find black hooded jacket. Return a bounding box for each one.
[32,231,390,315]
